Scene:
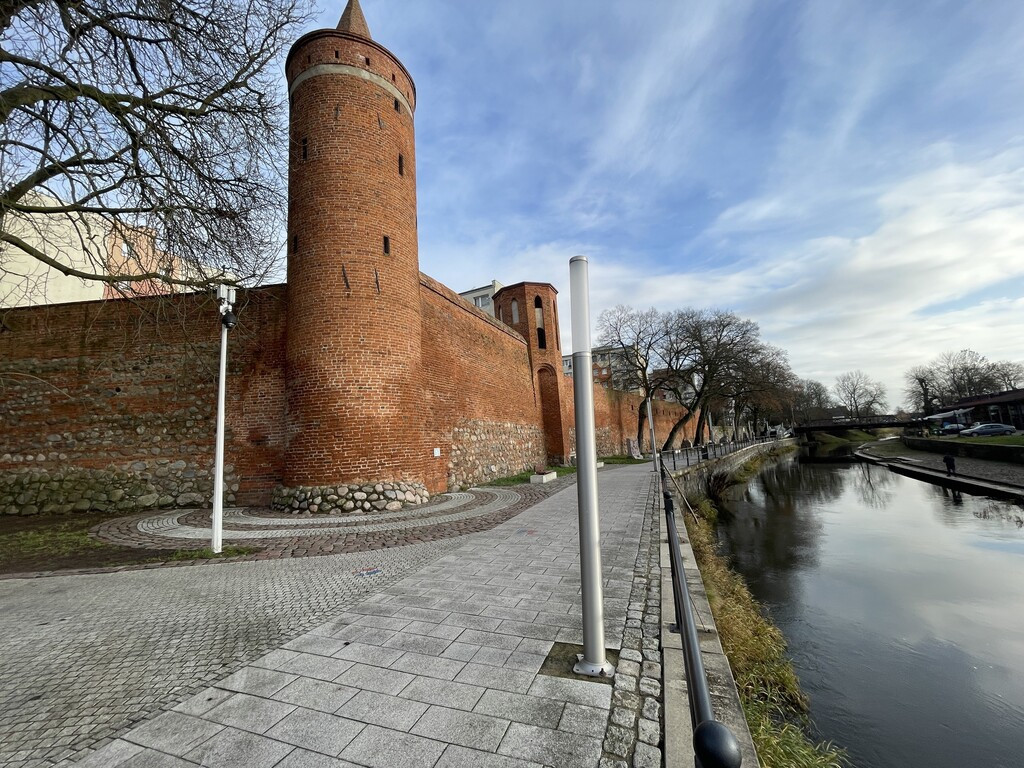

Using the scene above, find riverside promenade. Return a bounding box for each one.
[1,464,670,768]
[858,439,1024,500]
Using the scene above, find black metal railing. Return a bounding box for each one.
[659,464,743,768]
[659,434,775,472]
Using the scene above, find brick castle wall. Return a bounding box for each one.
[0,288,287,514]
[0,284,694,514]
[418,274,545,491]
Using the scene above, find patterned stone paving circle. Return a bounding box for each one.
[99,488,520,545]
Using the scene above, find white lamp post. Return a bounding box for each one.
[569,255,614,678]
[212,283,237,553]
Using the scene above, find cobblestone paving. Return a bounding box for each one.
[6,482,575,581]
[0,540,464,767]
[0,479,581,766]
[30,465,664,768]
[129,489,519,541]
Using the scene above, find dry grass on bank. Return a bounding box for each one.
[682,490,848,767]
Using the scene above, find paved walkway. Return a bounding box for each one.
[859,440,1024,493]
[1,465,664,768]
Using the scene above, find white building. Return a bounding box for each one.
[457,280,504,317]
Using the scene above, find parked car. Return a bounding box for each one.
[940,423,965,435]
[959,423,1017,437]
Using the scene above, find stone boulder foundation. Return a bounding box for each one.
[272,481,428,515]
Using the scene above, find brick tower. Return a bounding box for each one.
[281,0,428,511]
[493,283,573,464]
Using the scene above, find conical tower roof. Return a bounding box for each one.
[338,0,371,39]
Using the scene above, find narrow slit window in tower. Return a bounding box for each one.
[301,138,307,160]
[511,299,519,324]
[398,154,404,176]
[292,235,298,253]
[534,297,546,348]
[335,50,339,58]
[392,73,396,82]
[383,235,390,255]
[365,56,371,65]
[394,99,401,113]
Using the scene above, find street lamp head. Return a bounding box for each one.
[221,309,237,330]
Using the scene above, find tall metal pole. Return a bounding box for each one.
[646,398,659,477]
[569,255,614,678]
[212,320,228,554]
[211,284,236,554]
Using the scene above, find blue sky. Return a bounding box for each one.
[303,0,1024,409]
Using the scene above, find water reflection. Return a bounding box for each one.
[718,458,1024,768]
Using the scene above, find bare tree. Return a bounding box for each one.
[991,360,1024,390]
[597,305,667,448]
[0,0,314,305]
[722,343,794,439]
[833,370,887,418]
[659,309,762,447]
[932,350,999,402]
[791,378,834,422]
[903,364,939,414]
[902,350,1020,411]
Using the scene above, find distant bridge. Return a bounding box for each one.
[793,416,914,435]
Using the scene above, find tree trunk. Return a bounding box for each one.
[636,398,648,451]
[661,408,696,450]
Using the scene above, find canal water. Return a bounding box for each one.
[717,454,1024,768]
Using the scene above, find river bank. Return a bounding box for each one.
[669,446,847,768]
[716,454,1024,768]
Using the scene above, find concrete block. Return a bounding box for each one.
[411,705,510,751]
[529,472,557,484]
[266,709,365,754]
[184,726,293,768]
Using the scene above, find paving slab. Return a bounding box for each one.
[11,464,671,767]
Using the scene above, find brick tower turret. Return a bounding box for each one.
[281,0,428,511]
[493,283,573,464]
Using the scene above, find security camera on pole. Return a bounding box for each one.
[211,283,237,554]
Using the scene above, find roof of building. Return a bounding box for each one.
[338,0,371,38]
[954,389,1024,407]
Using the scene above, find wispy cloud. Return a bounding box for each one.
[305,1,1024,408]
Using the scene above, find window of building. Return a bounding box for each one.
[394,98,401,113]
[537,328,547,349]
[474,295,489,308]
[398,154,404,175]
[511,299,519,324]
[383,235,390,255]
[301,137,307,160]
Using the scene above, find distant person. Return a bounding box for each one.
[942,454,956,477]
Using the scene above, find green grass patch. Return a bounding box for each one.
[0,512,262,574]
[598,455,650,465]
[812,429,877,444]
[842,429,878,442]
[810,431,848,445]
[947,434,1024,446]
[167,546,260,560]
[487,465,577,486]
